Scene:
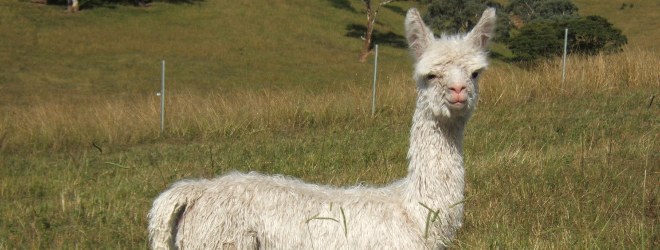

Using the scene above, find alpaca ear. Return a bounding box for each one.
[405,8,434,60]
[466,8,497,50]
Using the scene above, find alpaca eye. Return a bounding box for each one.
[471,71,480,79]
[426,74,439,81]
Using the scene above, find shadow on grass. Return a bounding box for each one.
[161,0,204,4]
[384,5,406,16]
[47,0,203,8]
[345,24,406,49]
[324,0,356,13]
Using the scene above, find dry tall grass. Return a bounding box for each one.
[480,47,658,105]
[2,48,657,153]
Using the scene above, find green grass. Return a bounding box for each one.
[459,90,658,248]
[0,0,416,100]
[0,0,658,248]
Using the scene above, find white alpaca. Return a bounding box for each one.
[149,8,496,249]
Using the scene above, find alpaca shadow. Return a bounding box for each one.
[345,24,407,49]
[325,0,356,12]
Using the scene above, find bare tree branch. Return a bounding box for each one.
[359,0,396,62]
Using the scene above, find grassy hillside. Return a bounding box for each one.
[573,0,659,51]
[0,0,658,248]
[0,0,417,103]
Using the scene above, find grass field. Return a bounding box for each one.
[0,0,658,248]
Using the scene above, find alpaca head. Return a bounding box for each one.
[405,8,496,122]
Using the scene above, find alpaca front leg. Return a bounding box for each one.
[239,230,260,250]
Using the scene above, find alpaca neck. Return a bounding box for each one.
[403,104,467,243]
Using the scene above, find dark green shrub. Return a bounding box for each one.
[423,0,511,42]
[509,16,627,60]
[560,16,627,54]
[508,21,561,60]
[506,0,579,23]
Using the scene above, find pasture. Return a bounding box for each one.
[0,0,658,248]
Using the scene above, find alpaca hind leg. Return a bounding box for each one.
[222,230,260,250]
[240,230,260,250]
[221,242,236,250]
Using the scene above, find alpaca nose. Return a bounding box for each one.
[448,84,466,94]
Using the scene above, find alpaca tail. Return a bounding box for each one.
[148,180,205,250]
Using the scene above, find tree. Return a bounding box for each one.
[67,0,79,12]
[424,0,486,34]
[509,15,627,60]
[560,15,627,54]
[506,0,578,23]
[423,0,511,43]
[508,21,562,60]
[419,0,627,61]
[358,0,394,63]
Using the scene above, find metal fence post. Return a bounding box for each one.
[371,44,379,117]
[161,60,165,134]
[562,28,568,84]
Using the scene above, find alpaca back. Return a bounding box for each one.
[151,172,428,249]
